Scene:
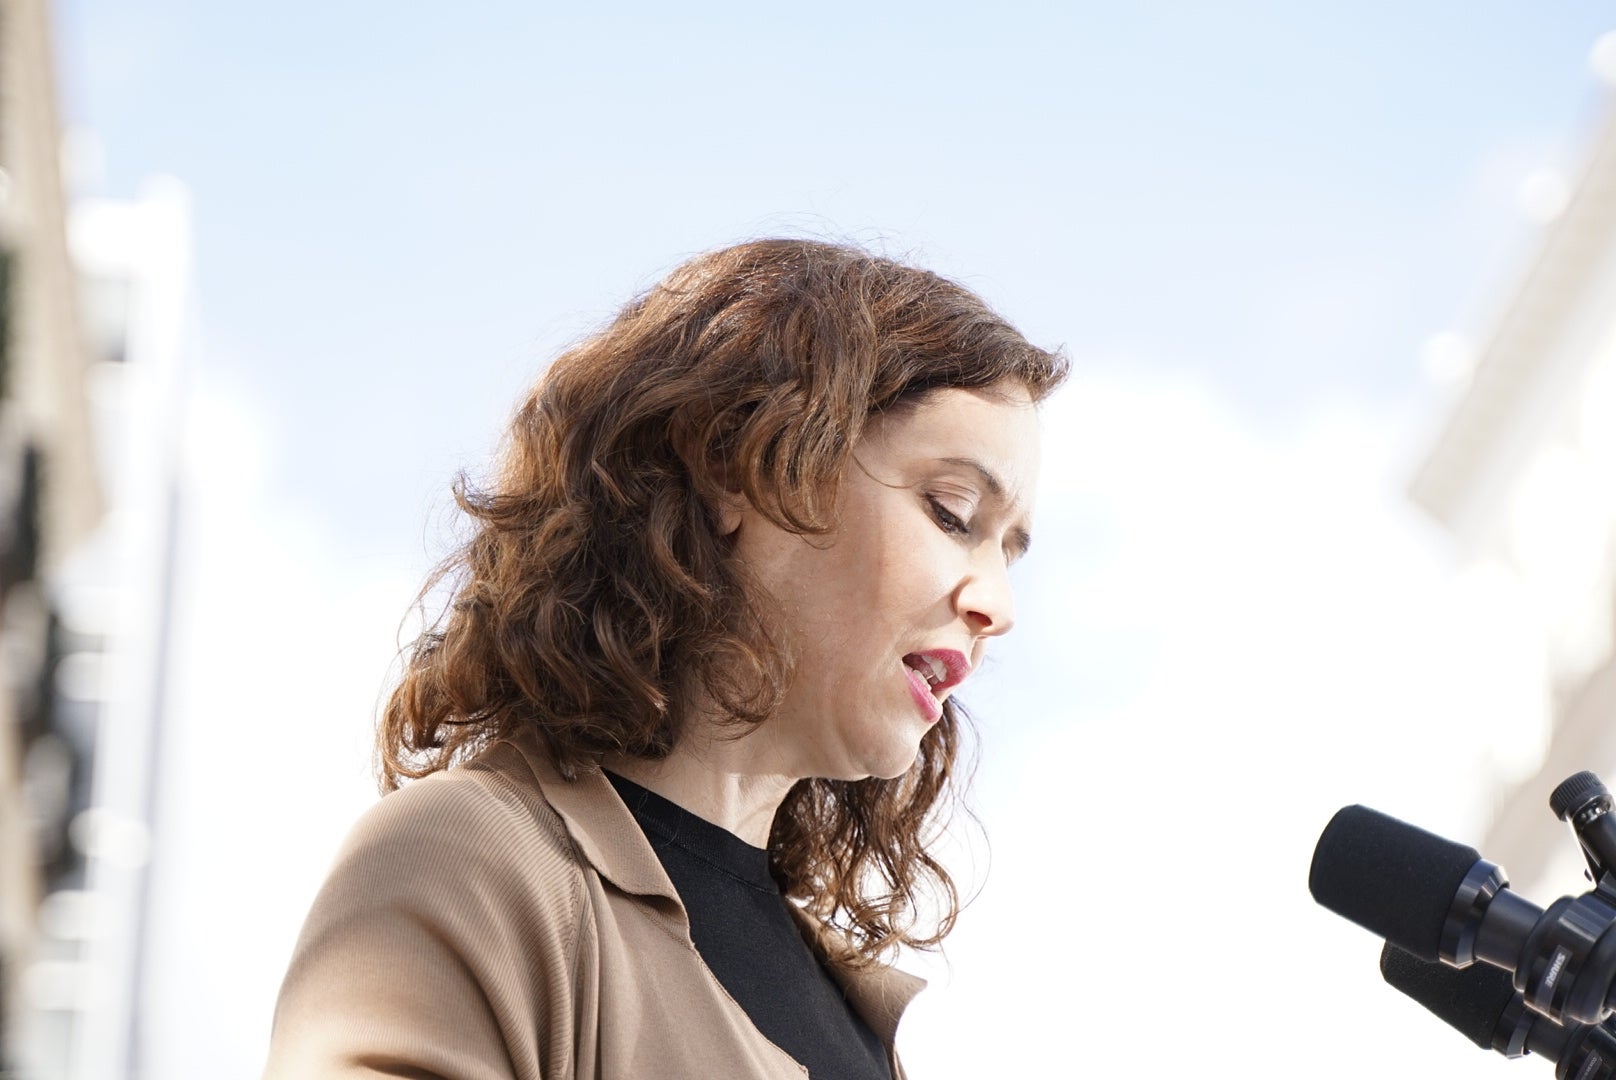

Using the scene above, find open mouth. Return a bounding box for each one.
[902,650,967,694]
[903,653,948,688]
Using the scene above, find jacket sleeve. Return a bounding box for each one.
[262,770,587,1080]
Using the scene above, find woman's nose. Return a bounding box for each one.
[955,555,1016,638]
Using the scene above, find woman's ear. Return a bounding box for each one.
[702,457,747,536]
[715,490,746,537]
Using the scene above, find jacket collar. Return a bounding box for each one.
[506,729,683,905]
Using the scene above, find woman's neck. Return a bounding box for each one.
[602,728,797,847]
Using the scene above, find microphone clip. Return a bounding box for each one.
[1553,771,1616,885]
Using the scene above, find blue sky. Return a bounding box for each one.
[47,4,1616,1076]
[56,3,1616,548]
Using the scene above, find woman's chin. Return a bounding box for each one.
[860,740,927,782]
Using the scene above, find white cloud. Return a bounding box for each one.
[136,378,417,1078]
[900,368,1530,1078]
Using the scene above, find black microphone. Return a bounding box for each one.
[1309,804,1616,1025]
[1381,942,1616,1079]
[1308,804,1543,967]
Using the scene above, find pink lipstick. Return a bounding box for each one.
[900,649,970,722]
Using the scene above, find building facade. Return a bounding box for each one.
[1410,95,1616,897]
[1,3,193,1076]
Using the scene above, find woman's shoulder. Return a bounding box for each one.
[325,737,584,914]
[266,741,591,1076]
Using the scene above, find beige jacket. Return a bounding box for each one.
[263,730,924,1079]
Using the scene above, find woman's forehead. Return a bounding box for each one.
[867,385,1039,453]
[860,387,1042,502]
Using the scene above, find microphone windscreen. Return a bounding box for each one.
[1380,942,1515,1050]
[1309,804,1481,960]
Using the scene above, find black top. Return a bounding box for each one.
[605,771,892,1080]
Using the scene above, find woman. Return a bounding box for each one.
[263,238,1067,1078]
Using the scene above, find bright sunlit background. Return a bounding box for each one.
[9,2,1616,1077]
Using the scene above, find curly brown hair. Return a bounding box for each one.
[380,238,1067,961]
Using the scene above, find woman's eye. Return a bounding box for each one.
[926,495,970,536]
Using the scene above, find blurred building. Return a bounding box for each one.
[1410,92,1616,897]
[0,1,193,1077]
[1,0,105,1072]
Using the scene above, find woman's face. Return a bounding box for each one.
[728,383,1042,782]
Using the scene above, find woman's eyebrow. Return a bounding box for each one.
[937,456,1007,498]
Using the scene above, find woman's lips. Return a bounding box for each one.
[902,649,970,693]
[903,663,945,723]
[901,649,969,723]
